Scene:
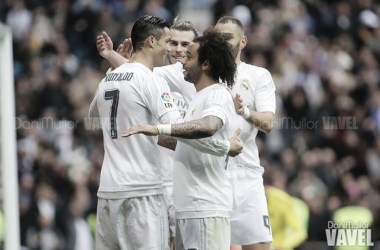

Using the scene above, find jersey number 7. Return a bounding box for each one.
[104,89,120,139]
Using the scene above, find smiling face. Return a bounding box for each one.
[153,27,171,67]
[167,29,195,64]
[182,42,202,84]
[214,22,244,60]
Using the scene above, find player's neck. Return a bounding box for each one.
[235,52,242,66]
[194,75,216,92]
[128,50,154,71]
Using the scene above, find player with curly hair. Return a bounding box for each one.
[123,28,240,250]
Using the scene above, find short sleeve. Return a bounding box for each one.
[140,76,178,120]
[201,89,229,126]
[254,70,276,113]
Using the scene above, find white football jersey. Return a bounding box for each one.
[229,62,276,170]
[153,62,196,106]
[173,84,237,219]
[89,62,182,199]
[159,92,187,186]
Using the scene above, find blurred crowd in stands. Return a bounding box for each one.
[1,0,380,249]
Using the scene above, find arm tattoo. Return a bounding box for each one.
[171,116,223,139]
[157,136,177,151]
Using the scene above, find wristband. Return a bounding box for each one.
[241,106,250,119]
[157,124,171,135]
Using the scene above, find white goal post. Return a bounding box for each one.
[0,22,20,250]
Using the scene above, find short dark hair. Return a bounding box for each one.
[217,16,244,30]
[131,15,170,51]
[194,28,236,88]
[217,16,245,38]
[171,16,199,38]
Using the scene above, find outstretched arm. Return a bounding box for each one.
[97,31,132,69]
[157,129,243,157]
[122,115,223,139]
[122,116,243,157]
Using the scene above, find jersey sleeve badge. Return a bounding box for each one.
[161,92,175,109]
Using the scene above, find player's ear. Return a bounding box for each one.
[146,36,155,48]
[240,36,247,50]
[202,60,210,70]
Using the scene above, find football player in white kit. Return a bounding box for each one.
[123,29,240,250]
[215,17,276,250]
[90,16,242,250]
[90,16,176,250]
[156,18,198,249]
[97,18,201,249]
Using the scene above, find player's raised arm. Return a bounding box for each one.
[96,31,131,69]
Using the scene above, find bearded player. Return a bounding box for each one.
[215,16,276,250]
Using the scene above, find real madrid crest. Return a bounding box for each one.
[190,106,197,117]
[240,79,250,91]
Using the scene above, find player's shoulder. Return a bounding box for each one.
[154,61,183,73]
[118,63,167,84]
[150,73,169,86]
[118,63,154,78]
[211,83,230,96]
[102,63,153,84]
[144,72,171,93]
[164,61,183,71]
[239,62,270,78]
[204,84,232,104]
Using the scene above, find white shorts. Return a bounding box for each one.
[226,165,273,245]
[96,195,169,250]
[163,185,175,238]
[175,217,230,250]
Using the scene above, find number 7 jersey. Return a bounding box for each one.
[89,62,182,199]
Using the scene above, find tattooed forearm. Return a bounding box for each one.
[157,136,177,151]
[171,116,223,139]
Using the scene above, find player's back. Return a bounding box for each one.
[92,63,168,199]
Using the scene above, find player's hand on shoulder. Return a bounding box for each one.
[97,31,113,59]
[122,124,159,137]
[228,128,243,157]
[116,38,133,59]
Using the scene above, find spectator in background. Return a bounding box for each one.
[6,0,32,41]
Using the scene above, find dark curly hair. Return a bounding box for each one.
[193,28,236,88]
[131,15,170,51]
